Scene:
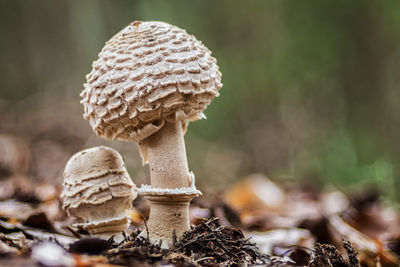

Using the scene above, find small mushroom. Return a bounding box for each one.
[61,146,137,237]
[81,21,222,247]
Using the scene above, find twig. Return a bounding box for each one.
[64,226,81,239]
[196,256,214,263]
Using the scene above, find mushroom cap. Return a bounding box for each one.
[81,21,222,143]
[61,146,137,233]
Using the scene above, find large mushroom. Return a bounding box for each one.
[80,21,222,247]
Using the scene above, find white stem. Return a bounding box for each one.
[144,195,192,248]
[143,121,191,188]
[139,121,195,247]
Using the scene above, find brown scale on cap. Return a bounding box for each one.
[80,21,222,155]
[61,146,137,235]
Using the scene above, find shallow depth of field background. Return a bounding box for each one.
[1,1,399,201]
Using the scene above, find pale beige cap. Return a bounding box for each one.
[61,146,137,234]
[80,21,222,144]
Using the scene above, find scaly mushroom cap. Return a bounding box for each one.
[81,21,222,143]
[61,146,137,233]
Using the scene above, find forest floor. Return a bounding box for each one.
[0,126,399,267]
[0,169,399,266]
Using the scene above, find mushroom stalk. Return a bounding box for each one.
[143,121,191,189]
[144,195,192,245]
[140,121,195,246]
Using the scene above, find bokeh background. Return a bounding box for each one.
[1,0,399,201]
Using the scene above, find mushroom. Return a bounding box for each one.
[80,21,222,247]
[61,146,137,237]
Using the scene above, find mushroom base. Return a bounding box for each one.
[140,194,195,248]
[74,216,129,235]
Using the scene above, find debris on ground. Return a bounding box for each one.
[0,133,399,266]
[106,218,268,266]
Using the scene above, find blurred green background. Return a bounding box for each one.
[0,0,399,200]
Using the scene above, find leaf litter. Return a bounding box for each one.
[0,133,399,266]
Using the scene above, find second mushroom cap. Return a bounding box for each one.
[62,146,137,234]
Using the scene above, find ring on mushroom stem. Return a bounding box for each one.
[81,21,222,247]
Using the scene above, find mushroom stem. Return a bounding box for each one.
[139,121,196,247]
[145,195,192,248]
[143,121,191,189]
